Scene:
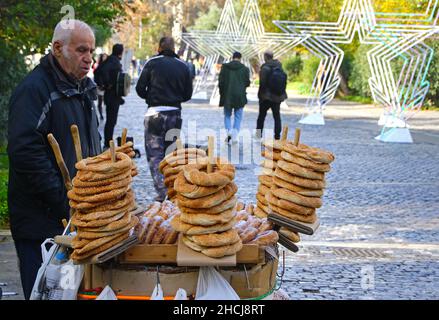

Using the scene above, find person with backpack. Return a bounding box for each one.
[256,50,288,140]
[219,51,251,145]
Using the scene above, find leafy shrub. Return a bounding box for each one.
[282,55,303,81]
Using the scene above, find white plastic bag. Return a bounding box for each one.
[96,286,117,300]
[30,239,84,300]
[195,267,239,300]
[30,239,58,300]
[174,288,188,300]
[150,284,164,300]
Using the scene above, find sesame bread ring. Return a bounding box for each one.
[182,236,243,258]
[261,159,277,170]
[280,151,331,173]
[280,228,301,243]
[183,158,235,187]
[174,171,227,199]
[171,214,236,235]
[258,184,270,196]
[274,167,326,190]
[258,175,273,188]
[76,216,138,240]
[164,174,179,188]
[273,176,324,197]
[72,175,132,196]
[74,200,135,222]
[261,167,275,176]
[68,185,130,203]
[73,170,131,188]
[180,208,235,226]
[253,206,268,219]
[179,195,237,214]
[76,167,129,182]
[272,187,323,209]
[70,189,134,211]
[177,183,237,209]
[261,149,282,161]
[270,203,317,223]
[262,139,285,151]
[162,164,185,177]
[266,190,316,216]
[277,160,324,181]
[71,232,129,262]
[188,229,240,247]
[160,149,207,171]
[283,143,335,164]
[257,201,271,215]
[72,210,127,228]
[256,192,269,206]
[76,152,132,173]
[77,211,132,233]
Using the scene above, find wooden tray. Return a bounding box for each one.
[118,243,265,265]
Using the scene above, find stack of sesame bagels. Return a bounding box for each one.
[172,157,243,258]
[159,148,207,201]
[68,151,139,262]
[256,139,287,219]
[267,142,335,224]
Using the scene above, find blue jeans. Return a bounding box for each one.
[224,107,244,140]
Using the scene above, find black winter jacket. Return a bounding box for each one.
[135,50,193,109]
[7,53,102,240]
[99,55,122,97]
[258,59,288,103]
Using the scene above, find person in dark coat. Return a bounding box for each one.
[7,20,101,299]
[93,53,108,121]
[256,50,288,140]
[100,43,124,149]
[136,37,193,202]
[218,52,250,145]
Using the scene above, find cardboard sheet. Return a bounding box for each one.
[176,235,237,267]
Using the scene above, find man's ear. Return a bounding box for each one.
[52,41,63,58]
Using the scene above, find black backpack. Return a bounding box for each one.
[267,66,287,96]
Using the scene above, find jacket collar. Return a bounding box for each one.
[158,49,179,58]
[40,53,96,98]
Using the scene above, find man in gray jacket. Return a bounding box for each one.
[256,51,288,140]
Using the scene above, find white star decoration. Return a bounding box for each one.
[181,0,305,100]
[275,0,439,142]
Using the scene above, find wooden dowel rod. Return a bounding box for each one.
[281,126,289,141]
[109,140,116,163]
[70,125,82,162]
[121,128,128,145]
[294,128,301,146]
[176,139,183,150]
[207,136,215,174]
[47,134,72,191]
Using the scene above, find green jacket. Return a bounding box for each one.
[218,60,250,109]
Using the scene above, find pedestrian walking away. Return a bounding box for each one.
[218,51,250,145]
[136,36,193,202]
[93,52,108,121]
[256,50,288,140]
[7,20,101,299]
[101,43,125,149]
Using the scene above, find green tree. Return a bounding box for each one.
[0,1,126,145]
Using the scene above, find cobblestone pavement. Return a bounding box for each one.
[1,89,438,300]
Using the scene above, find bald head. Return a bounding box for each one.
[52,19,95,49]
[51,19,95,80]
[159,37,175,53]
